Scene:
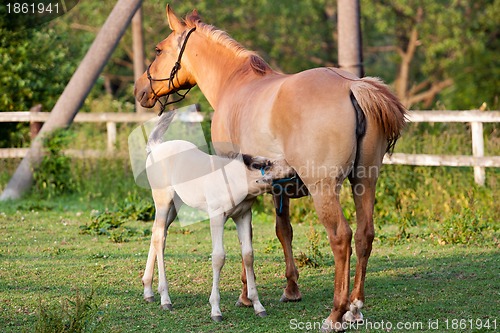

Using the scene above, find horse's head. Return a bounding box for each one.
[135,5,199,108]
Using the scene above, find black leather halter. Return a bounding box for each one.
[146,27,196,116]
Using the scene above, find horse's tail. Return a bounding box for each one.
[350,77,407,153]
[146,111,176,154]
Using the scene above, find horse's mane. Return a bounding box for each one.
[184,13,271,76]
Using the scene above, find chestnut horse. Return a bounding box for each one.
[135,5,406,331]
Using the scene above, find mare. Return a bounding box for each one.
[135,5,406,331]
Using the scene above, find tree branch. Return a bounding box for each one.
[406,78,454,107]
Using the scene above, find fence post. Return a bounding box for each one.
[106,121,117,154]
[29,104,43,139]
[470,121,485,186]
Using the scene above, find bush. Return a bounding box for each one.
[33,129,76,198]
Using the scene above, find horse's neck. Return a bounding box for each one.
[186,39,256,109]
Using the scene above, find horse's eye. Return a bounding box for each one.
[155,48,162,56]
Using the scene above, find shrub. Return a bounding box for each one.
[33,129,77,199]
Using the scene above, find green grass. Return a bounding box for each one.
[0,196,498,333]
[0,119,499,332]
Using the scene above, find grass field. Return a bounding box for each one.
[0,120,499,332]
[0,193,498,333]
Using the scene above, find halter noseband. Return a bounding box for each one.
[146,27,197,116]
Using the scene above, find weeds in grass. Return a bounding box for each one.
[295,222,324,268]
[79,193,154,242]
[35,289,107,333]
[434,207,495,245]
[263,237,280,254]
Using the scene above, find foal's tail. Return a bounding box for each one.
[146,111,176,154]
[350,77,407,153]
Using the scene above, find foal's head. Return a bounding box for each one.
[241,155,296,196]
[135,5,199,108]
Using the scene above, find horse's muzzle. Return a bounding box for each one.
[134,76,157,108]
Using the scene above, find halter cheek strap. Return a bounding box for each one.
[146,27,197,116]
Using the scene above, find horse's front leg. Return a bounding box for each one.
[209,215,226,322]
[142,189,176,310]
[234,210,267,317]
[274,194,302,302]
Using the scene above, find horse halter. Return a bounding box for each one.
[146,27,197,116]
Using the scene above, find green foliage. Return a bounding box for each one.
[35,290,107,333]
[0,27,77,111]
[33,129,76,199]
[362,0,499,109]
[79,193,154,243]
[434,207,495,245]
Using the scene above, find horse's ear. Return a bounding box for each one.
[166,4,183,31]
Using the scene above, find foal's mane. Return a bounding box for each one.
[184,12,271,76]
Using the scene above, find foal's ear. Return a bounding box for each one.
[166,4,184,32]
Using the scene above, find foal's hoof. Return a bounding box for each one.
[279,294,302,303]
[256,310,267,318]
[160,303,173,311]
[144,296,155,303]
[211,315,223,322]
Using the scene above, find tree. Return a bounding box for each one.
[362,0,499,109]
[1,0,143,200]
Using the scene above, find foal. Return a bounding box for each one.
[142,111,294,321]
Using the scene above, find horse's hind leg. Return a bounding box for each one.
[344,174,377,323]
[310,179,352,332]
[274,194,302,302]
[234,210,266,317]
[209,215,226,322]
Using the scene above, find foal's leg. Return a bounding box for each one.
[273,194,302,302]
[234,211,267,317]
[209,215,226,322]
[310,179,353,332]
[344,175,377,323]
[142,189,176,310]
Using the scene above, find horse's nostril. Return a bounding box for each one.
[137,91,146,103]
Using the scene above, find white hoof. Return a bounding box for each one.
[343,299,364,323]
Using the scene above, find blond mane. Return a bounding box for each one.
[184,13,271,76]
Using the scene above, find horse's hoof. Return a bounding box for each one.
[342,310,363,323]
[279,294,302,303]
[160,303,173,311]
[211,315,223,322]
[144,296,155,303]
[256,311,267,318]
[343,299,364,323]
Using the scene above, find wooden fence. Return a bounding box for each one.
[1,109,499,185]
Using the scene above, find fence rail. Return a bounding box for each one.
[1,110,499,185]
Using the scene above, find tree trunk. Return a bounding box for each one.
[337,0,364,77]
[0,0,143,201]
[132,6,148,113]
